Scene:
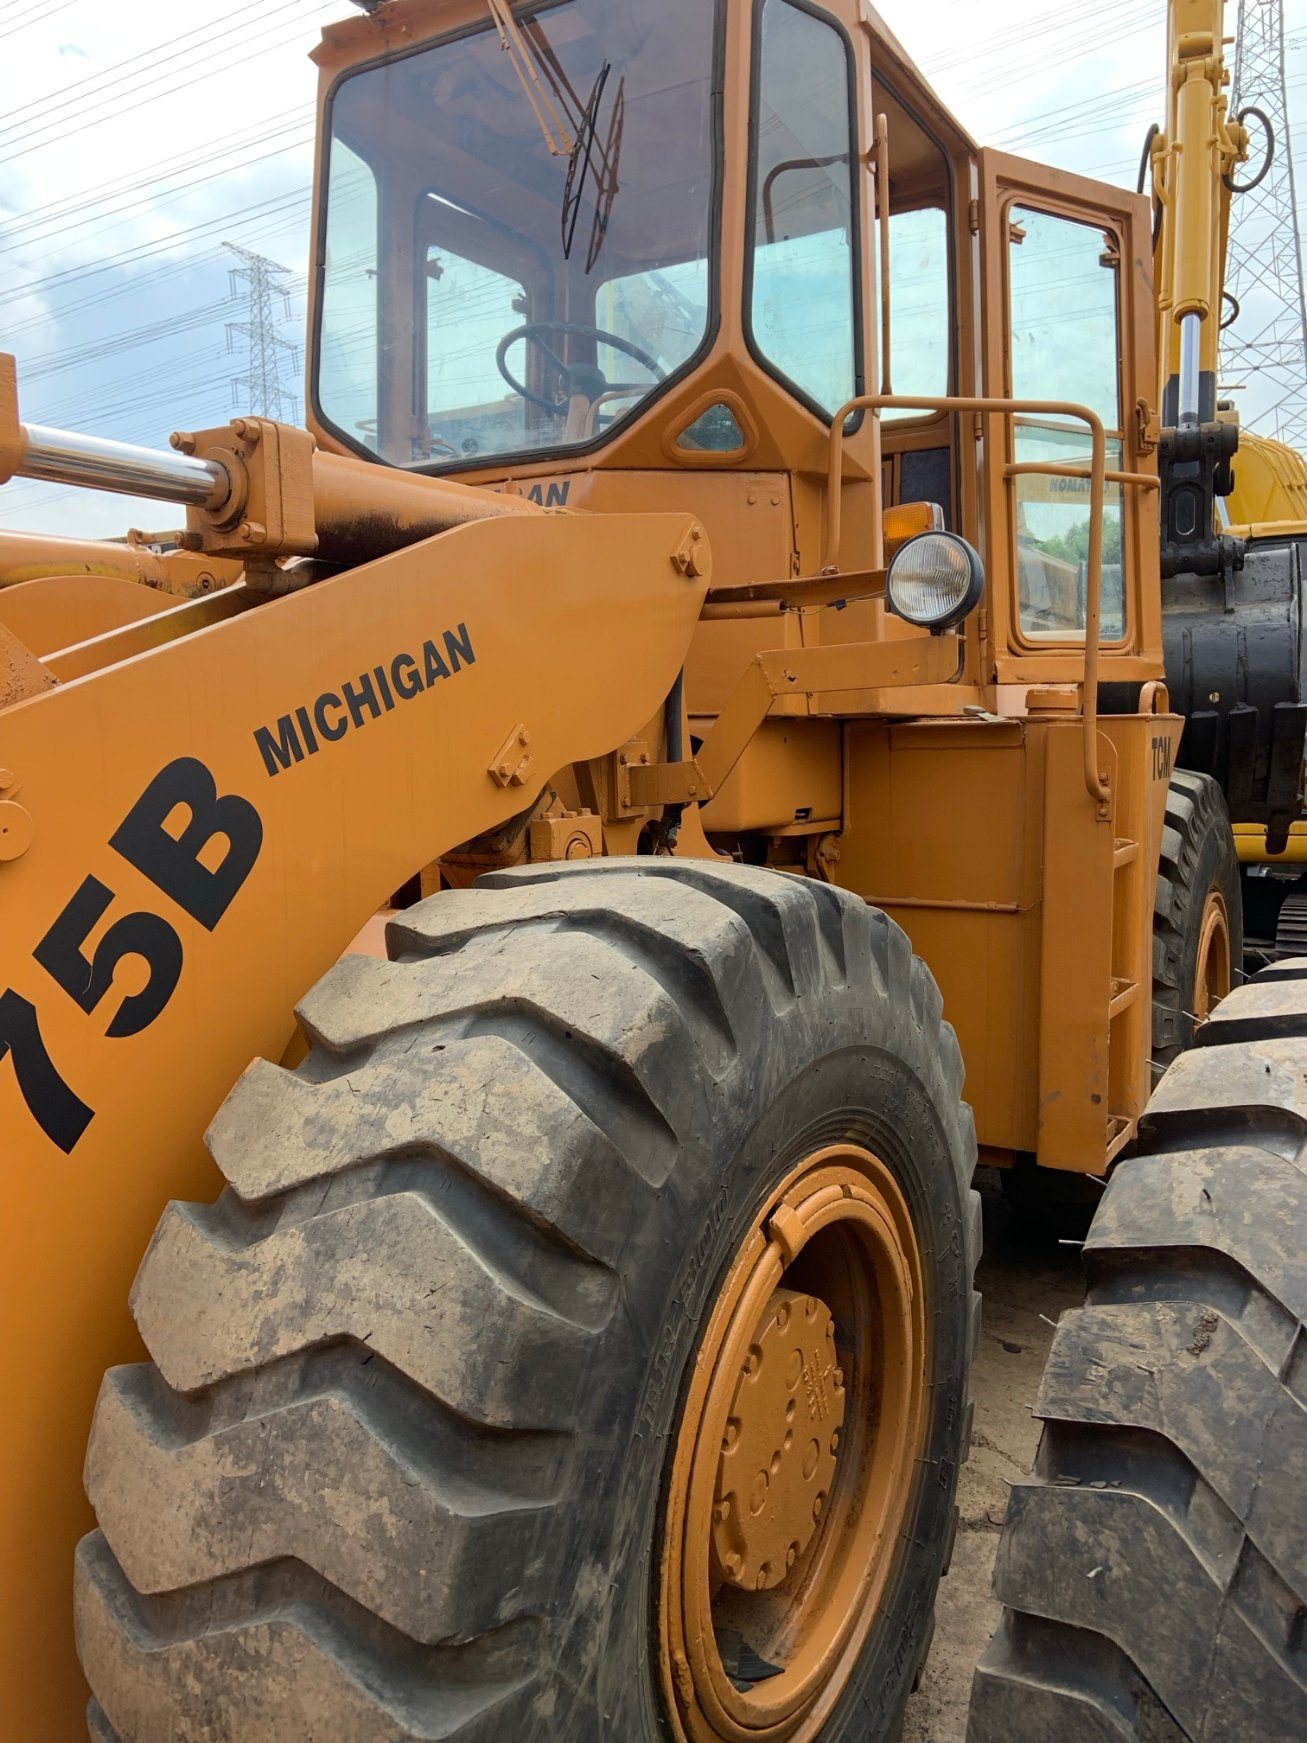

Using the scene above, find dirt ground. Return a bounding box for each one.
[901,1171,1089,1743]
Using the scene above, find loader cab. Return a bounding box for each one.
[306,0,962,520]
[312,0,723,470]
[306,0,1158,672]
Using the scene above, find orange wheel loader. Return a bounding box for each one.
[0,1,1295,1740]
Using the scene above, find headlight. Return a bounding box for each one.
[886,531,985,631]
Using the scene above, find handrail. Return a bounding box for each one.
[824,392,1120,804]
[1005,461,1160,491]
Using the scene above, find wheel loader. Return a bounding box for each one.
[0,0,1301,1739]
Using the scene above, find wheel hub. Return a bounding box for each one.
[712,1288,845,1593]
[659,1144,926,1743]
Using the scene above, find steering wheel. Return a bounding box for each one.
[495,320,665,414]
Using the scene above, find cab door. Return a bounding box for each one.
[978,150,1161,687]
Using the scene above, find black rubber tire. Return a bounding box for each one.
[1152,770,1242,1082]
[1275,888,1307,958]
[968,957,1307,1743]
[76,859,980,1743]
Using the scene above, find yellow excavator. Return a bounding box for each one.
[1142,1,1307,950]
[972,6,1307,1738]
[0,1,1302,1741]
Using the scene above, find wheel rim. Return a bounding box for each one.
[658,1144,927,1743]
[1194,888,1232,1027]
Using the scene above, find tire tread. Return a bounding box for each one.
[970,958,1307,1743]
[81,862,977,1743]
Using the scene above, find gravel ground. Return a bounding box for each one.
[901,1171,1089,1743]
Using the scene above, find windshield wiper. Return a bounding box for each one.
[483,1,622,271]
[485,0,577,156]
[562,63,609,260]
[562,64,624,271]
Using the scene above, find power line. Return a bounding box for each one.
[0,9,326,171]
[0,0,321,151]
[0,134,313,271]
[19,298,236,380]
[1,190,314,343]
[0,185,313,309]
[0,0,77,44]
[0,107,313,253]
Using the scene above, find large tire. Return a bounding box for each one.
[1152,770,1242,1081]
[76,859,980,1743]
[969,958,1307,1742]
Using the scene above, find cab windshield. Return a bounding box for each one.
[317,0,721,470]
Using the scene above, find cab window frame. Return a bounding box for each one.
[1001,193,1134,653]
[868,70,958,436]
[742,0,866,427]
[310,0,729,478]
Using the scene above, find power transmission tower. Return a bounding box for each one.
[224,242,299,422]
[1220,0,1307,448]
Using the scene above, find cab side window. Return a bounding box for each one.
[878,204,950,421]
[319,138,379,445]
[748,0,860,418]
[1008,206,1127,640]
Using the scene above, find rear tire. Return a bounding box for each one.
[76,860,979,1743]
[969,959,1307,1743]
[1152,770,1241,1082]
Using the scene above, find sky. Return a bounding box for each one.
[0,0,1303,538]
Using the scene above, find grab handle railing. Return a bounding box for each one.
[824,393,1158,805]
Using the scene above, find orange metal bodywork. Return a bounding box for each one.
[0,509,708,1737]
[839,709,1178,1165]
[0,0,1183,1729]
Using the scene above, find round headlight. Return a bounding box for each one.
[886,531,985,631]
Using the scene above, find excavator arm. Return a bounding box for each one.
[1146,0,1248,578]
[1146,0,1307,856]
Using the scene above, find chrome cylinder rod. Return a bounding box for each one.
[17,423,231,509]
[1177,312,1202,425]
